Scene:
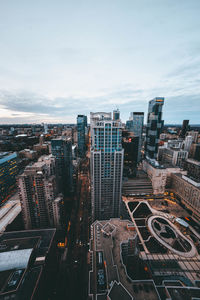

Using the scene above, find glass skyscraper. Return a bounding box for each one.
[77,114,87,157]
[145,97,164,159]
[51,137,73,196]
[128,112,144,162]
[90,112,124,220]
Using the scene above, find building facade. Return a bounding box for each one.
[113,109,120,121]
[180,120,189,138]
[90,112,124,220]
[171,173,200,220]
[128,112,144,162]
[77,114,87,157]
[51,137,73,195]
[145,98,164,159]
[18,155,63,229]
[0,152,18,205]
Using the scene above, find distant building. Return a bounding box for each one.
[158,147,188,167]
[145,98,164,159]
[18,155,64,229]
[180,119,189,138]
[0,228,58,300]
[77,115,87,157]
[51,137,73,195]
[90,112,124,220]
[0,152,18,205]
[187,130,199,143]
[113,109,120,121]
[184,135,193,152]
[128,112,144,162]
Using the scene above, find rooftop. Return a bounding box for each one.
[0,228,56,298]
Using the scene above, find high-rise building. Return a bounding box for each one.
[145,97,164,159]
[51,137,73,195]
[90,112,124,220]
[18,155,64,229]
[0,152,18,205]
[128,112,144,162]
[184,135,193,152]
[122,130,139,177]
[113,109,120,121]
[77,115,87,157]
[180,120,189,138]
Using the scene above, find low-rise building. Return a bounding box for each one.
[171,173,200,220]
[143,159,186,194]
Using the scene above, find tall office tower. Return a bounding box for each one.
[180,120,189,138]
[77,115,87,157]
[184,135,193,152]
[90,112,124,220]
[0,152,18,205]
[51,137,73,195]
[18,155,64,229]
[145,97,164,159]
[129,112,144,162]
[113,109,120,121]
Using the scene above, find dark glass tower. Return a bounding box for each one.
[145,97,164,159]
[77,115,87,157]
[51,137,73,196]
[180,120,189,138]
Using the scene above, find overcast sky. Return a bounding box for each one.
[0,0,200,124]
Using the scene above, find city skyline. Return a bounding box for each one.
[0,0,200,124]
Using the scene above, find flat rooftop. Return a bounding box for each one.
[0,228,56,298]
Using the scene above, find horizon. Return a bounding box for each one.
[0,0,200,124]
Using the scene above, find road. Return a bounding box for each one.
[56,156,91,300]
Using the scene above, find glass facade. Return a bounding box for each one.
[77,115,87,157]
[51,138,73,196]
[0,152,18,205]
[145,98,164,159]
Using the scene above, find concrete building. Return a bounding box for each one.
[90,112,124,220]
[145,98,164,159]
[128,112,144,162]
[143,159,186,194]
[18,155,63,229]
[184,135,193,152]
[51,137,73,195]
[19,149,38,160]
[0,152,18,205]
[171,173,200,220]
[187,130,199,143]
[182,158,200,183]
[158,147,188,167]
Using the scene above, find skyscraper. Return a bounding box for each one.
[77,115,87,157]
[18,155,64,229]
[90,112,124,220]
[145,97,164,159]
[51,137,73,195]
[113,109,120,121]
[180,120,189,138]
[128,112,144,162]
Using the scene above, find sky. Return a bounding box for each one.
[0,0,200,124]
